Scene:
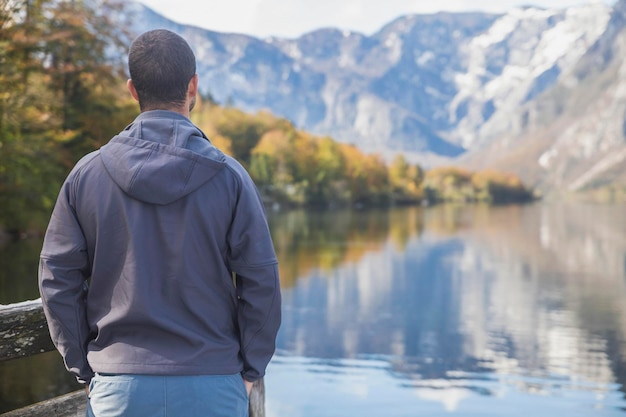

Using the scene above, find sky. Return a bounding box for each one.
[138,0,617,39]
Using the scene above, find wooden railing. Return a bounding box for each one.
[0,299,266,417]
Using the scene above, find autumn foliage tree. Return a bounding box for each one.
[471,169,533,204]
[0,0,134,233]
[424,166,533,204]
[389,154,423,203]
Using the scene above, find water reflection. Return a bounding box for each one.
[0,238,42,305]
[2,203,626,415]
[0,352,81,413]
[267,203,626,415]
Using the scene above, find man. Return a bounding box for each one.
[38,29,281,417]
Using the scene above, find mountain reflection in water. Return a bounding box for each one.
[265,203,626,416]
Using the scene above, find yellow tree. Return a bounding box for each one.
[312,137,347,203]
[423,166,473,203]
[211,108,293,167]
[471,169,533,203]
[389,154,424,202]
[341,144,390,205]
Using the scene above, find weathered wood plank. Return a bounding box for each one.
[0,390,85,417]
[0,299,55,361]
[250,378,266,417]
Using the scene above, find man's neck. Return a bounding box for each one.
[141,106,189,118]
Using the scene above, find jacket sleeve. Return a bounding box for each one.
[38,175,94,385]
[227,170,281,382]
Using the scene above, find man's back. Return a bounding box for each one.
[40,110,280,383]
[38,31,281,417]
[39,29,281,417]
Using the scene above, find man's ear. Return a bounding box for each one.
[127,79,140,102]
[188,74,199,98]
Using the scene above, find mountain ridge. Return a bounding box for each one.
[124,1,624,194]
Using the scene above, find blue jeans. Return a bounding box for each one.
[86,373,249,417]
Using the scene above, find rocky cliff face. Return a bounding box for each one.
[124,1,626,192]
[462,0,626,193]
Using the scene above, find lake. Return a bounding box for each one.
[2,202,626,416]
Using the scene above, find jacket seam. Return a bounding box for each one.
[229,260,278,268]
[128,146,155,191]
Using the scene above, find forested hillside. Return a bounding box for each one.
[192,102,533,210]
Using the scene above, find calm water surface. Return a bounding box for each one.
[2,202,626,416]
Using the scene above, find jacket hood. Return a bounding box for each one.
[100,111,226,205]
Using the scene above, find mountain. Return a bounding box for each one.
[120,1,625,194]
[462,1,626,195]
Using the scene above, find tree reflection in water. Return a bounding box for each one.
[267,203,626,416]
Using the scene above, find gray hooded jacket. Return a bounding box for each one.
[39,110,281,384]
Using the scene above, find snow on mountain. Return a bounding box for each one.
[451,4,611,150]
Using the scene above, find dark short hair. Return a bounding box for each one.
[128,29,196,110]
